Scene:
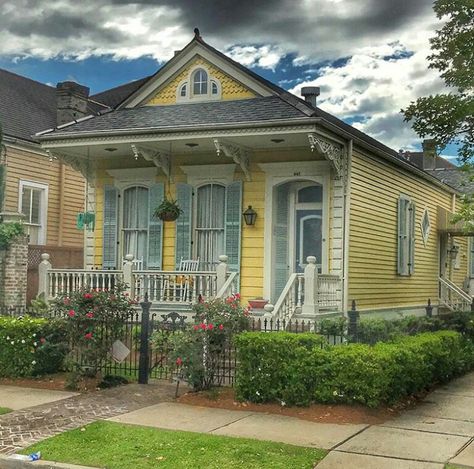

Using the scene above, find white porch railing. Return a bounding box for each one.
[439,277,472,312]
[270,256,342,320]
[38,253,233,304]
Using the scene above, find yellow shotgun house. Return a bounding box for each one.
[36,31,473,319]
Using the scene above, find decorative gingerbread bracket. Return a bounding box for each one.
[213,138,251,181]
[46,150,96,186]
[131,144,171,180]
[308,133,345,179]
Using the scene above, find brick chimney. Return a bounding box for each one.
[301,86,320,107]
[56,81,90,126]
[422,139,437,170]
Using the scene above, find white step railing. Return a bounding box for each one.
[215,271,239,299]
[271,257,342,320]
[47,269,123,298]
[272,273,303,321]
[439,277,472,312]
[133,271,218,303]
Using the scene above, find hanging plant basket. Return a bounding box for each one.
[154,197,182,222]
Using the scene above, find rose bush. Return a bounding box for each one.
[153,294,250,391]
[51,284,135,377]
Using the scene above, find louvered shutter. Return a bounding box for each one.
[224,181,242,276]
[273,184,290,300]
[102,185,119,269]
[147,183,164,269]
[397,197,408,275]
[175,183,193,268]
[408,201,416,275]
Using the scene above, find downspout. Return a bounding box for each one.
[342,139,353,314]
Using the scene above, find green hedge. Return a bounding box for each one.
[0,316,68,377]
[235,330,474,408]
[235,332,328,405]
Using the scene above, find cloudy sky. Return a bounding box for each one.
[0,0,455,155]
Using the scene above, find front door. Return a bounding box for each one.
[273,180,325,301]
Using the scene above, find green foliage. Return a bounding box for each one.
[154,197,182,221]
[30,293,50,317]
[0,222,24,249]
[0,316,67,377]
[234,332,328,406]
[402,0,473,163]
[154,295,251,391]
[97,374,129,389]
[235,330,474,408]
[51,284,135,377]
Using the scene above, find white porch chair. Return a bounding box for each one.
[122,257,144,270]
[162,257,200,302]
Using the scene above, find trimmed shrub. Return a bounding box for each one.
[235,330,474,408]
[0,316,67,377]
[234,332,328,405]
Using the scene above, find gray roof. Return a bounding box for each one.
[426,169,474,193]
[0,68,57,142]
[46,96,308,136]
[91,76,151,109]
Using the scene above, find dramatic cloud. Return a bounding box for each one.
[0,0,447,150]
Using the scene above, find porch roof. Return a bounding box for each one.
[38,96,309,138]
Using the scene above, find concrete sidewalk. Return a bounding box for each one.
[109,402,368,450]
[0,385,78,411]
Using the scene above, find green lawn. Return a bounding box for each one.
[20,421,326,469]
[0,407,12,415]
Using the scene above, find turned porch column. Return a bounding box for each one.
[302,256,320,315]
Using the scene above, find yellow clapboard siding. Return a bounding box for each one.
[349,149,468,311]
[146,56,256,105]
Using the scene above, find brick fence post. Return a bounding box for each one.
[0,234,28,308]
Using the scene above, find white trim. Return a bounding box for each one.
[106,167,157,183]
[180,164,236,186]
[343,139,352,312]
[122,43,273,108]
[260,161,331,300]
[18,179,49,245]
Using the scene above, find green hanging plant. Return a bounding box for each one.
[0,222,24,249]
[154,197,182,222]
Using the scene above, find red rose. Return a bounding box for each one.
[68,310,75,317]
[200,323,206,330]
[86,312,94,318]
[84,332,93,340]
[193,325,199,331]
[176,357,183,366]
[219,324,224,330]
[40,337,46,344]
[234,293,241,299]
[83,293,92,299]
[208,323,214,330]
[226,297,233,304]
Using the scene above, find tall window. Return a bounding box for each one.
[123,186,149,265]
[20,181,47,245]
[397,195,416,276]
[195,183,225,270]
[193,69,208,95]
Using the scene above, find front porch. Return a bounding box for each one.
[37,253,343,317]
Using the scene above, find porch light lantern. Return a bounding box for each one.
[243,205,257,226]
[448,243,459,260]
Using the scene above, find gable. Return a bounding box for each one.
[145,56,256,106]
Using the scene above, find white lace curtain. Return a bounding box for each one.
[196,184,225,270]
[123,186,149,265]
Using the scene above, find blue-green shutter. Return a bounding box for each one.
[148,183,164,269]
[225,181,242,279]
[102,185,119,269]
[273,184,290,301]
[408,201,416,275]
[175,183,193,268]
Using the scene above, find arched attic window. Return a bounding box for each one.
[211,80,218,95]
[179,83,187,97]
[193,68,208,95]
